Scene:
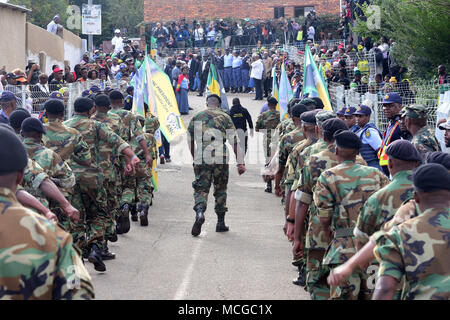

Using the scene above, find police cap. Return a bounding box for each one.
[336,107,346,116]
[344,106,357,117]
[386,139,422,162]
[354,105,372,116]
[49,91,64,100]
[21,117,46,134]
[413,163,450,193]
[0,125,28,176]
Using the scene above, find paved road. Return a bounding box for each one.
[86,93,309,300]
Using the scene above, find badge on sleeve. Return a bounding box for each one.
[366,130,371,138]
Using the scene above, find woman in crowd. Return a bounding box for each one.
[176,65,190,115]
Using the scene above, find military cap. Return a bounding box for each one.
[413,163,450,193]
[21,117,46,134]
[49,91,64,100]
[311,97,324,110]
[267,97,278,106]
[399,107,407,118]
[207,94,222,105]
[291,104,308,118]
[322,118,348,139]
[126,86,134,95]
[95,94,111,108]
[336,107,346,116]
[315,110,336,127]
[0,125,28,176]
[344,106,357,117]
[334,130,362,150]
[44,99,65,115]
[109,90,124,101]
[9,108,31,130]
[426,152,450,170]
[381,92,402,104]
[301,110,319,125]
[0,91,18,103]
[354,105,372,116]
[301,98,316,110]
[438,118,450,130]
[81,89,91,97]
[74,97,95,113]
[405,104,428,119]
[386,139,422,162]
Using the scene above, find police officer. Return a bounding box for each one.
[354,105,383,170]
[336,107,346,121]
[0,91,18,124]
[187,94,246,237]
[343,106,360,133]
[123,86,134,111]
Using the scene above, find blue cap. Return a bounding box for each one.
[344,107,357,117]
[90,86,101,93]
[0,91,18,103]
[81,89,91,97]
[354,105,372,116]
[49,91,64,100]
[336,107,346,116]
[381,92,402,104]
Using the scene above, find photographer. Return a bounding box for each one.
[26,61,41,86]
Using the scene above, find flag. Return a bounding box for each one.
[278,62,293,120]
[303,45,332,111]
[272,67,279,111]
[207,63,229,112]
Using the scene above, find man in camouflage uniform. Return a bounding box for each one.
[276,98,300,140]
[404,104,441,160]
[0,126,94,300]
[314,130,389,300]
[108,90,152,233]
[64,97,140,272]
[188,94,246,237]
[372,163,450,300]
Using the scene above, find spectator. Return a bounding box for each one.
[206,24,216,48]
[176,25,190,48]
[219,19,232,49]
[153,23,169,51]
[193,23,204,48]
[46,15,61,35]
[438,65,449,85]
[307,23,315,41]
[88,69,99,81]
[112,29,124,56]
[263,51,273,98]
[176,65,190,115]
[78,68,88,83]
[250,53,264,100]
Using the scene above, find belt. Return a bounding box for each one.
[232,67,241,69]
[334,228,354,239]
[224,66,232,69]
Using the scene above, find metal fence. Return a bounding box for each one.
[328,80,447,131]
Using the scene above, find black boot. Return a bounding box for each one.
[216,213,229,232]
[131,204,138,222]
[88,244,106,272]
[116,216,123,235]
[293,262,306,287]
[139,203,150,227]
[102,241,116,261]
[191,206,205,237]
[265,180,272,193]
[107,229,118,243]
[120,204,131,234]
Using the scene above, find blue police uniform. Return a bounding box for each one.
[232,54,242,90]
[241,54,250,90]
[344,107,360,133]
[123,95,133,111]
[223,53,234,89]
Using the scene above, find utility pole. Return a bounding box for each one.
[88,0,93,59]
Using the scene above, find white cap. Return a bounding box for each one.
[115,29,121,33]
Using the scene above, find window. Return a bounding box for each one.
[295,6,314,17]
[274,7,285,19]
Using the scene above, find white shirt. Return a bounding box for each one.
[194,28,204,41]
[307,26,315,40]
[111,64,120,75]
[250,60,264,80]
[112,36,124,55]
[202,61,208,72]
[47,20,58,34]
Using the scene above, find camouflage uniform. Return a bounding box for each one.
[284,137,317,191]
[314,161,389,300]
[411,126,441,160]
[298,143,366,299]
[382,199,419,231]
[187,106,237,214]
[373,207,450,300]
[277,117,296,141]
[22,159,50,208]
[0,188,94,300]
[64,115,129,252]
[256,109,280,164]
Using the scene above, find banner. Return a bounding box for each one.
[82,4,102,35]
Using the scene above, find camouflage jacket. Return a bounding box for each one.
[256,109,280,157]
[22,138,75,194]
[411,126,441,160]
[42,118,91,168]
[373,207,450,300]
[291,139,327,190]
[277,117,296,140]
[145,115,160,136]
[22,159,50,208]
[187,107,237,165]
[284,137,317,189]
[300,144,367,250]
[355,170,414,245]
[382,199,419,232]
[108,106,145,143]
[278,127,305,168]
[314,161,390,265]
[0,188,94,300]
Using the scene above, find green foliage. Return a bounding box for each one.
[352,0,450,79]
[316,14,340,37]
[9,0,69,28]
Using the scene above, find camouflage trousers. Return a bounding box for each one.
[328,265,370,300]
[305,249,330,300]
[104,179,118,238]
[135,158,153,205]
[70,169,109,253]
[192,164,229,213]
[120,173,136,207]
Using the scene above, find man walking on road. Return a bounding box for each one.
[188,94,246,237]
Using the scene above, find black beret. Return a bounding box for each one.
[426,151,450,170]
[9,108,31,130]
[207,94,222,105]
[21,117,46,134]
[288,98,302,109]
[0,126,28,176]
[95,94,111,108]
[334,130,362,150]
[322,118,348,134]
[291,104,308,118]
[413,163,450,193]
[267,97,278,106]
[386,140,422,162]
[311,97,324,110]
[74,97,95,113]
[301,110,319,125]
[44,99,65,114]
[109,90,124,100]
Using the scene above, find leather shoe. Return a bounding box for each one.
[191,207,205,237]
[216,213,229,232]
[121,204,131,234]
[88,244,106,272]
[102,248,116,261]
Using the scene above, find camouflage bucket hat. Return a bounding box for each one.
[405,104,427,119]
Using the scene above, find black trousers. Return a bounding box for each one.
[254,78,263,100]
[264,77,272,96]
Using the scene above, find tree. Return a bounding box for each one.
[353,0,450,79]
[9,0,69,28]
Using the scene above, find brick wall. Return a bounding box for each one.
[144,0,340,23]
